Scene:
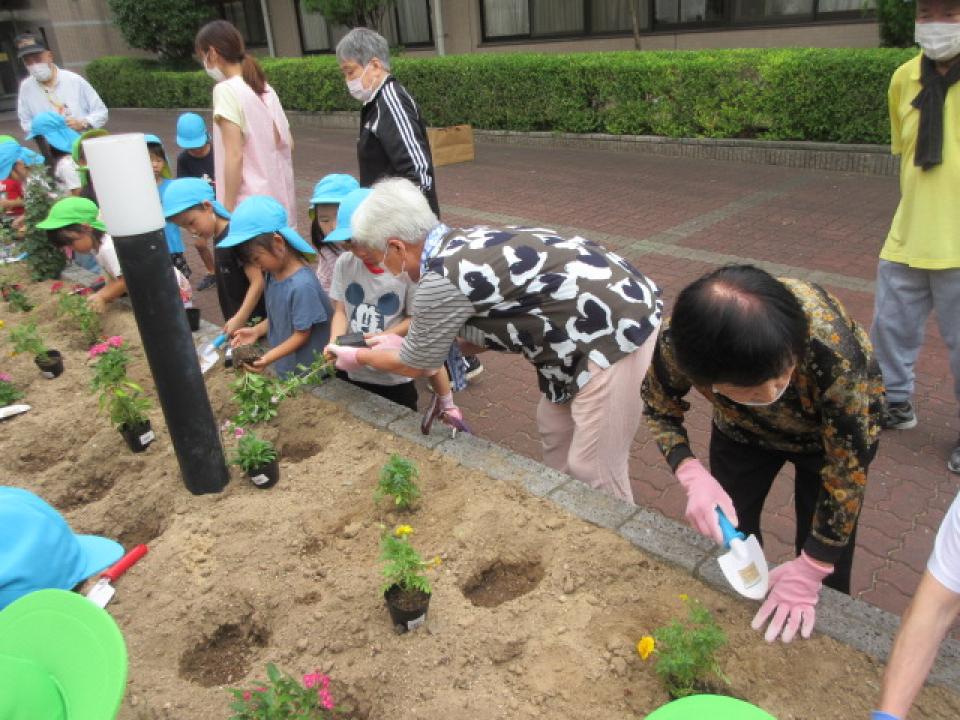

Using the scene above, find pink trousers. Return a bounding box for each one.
[536,328,659,503]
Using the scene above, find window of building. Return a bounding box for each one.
[214,0,268,47]
[482,0,873,40]
[296,0,433,55]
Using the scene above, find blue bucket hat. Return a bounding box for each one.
[26,112,81,154]
[218,195,316,255]
[0,142,42,180]
[176,113,208,150]
[161,177,230,220]
[324,187,372,243]
[309,174,360,219]
[0,487,124,610]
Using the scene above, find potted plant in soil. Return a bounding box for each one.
[637,595,730,699]
[379,524,440,633]
[89,336,130,391]
[228,663,353,719]
[9,321,63,378]
[230,427,279,489]
[374,454,421,511]
[102,380,155,452]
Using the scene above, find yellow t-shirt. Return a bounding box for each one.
[883,54,960,270]
[211,81,246,134]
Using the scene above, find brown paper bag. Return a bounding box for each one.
[427,124,475,167]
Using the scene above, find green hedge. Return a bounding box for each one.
[87,48,918,145]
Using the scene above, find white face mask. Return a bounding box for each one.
[28,62,53,83]
[378,244,413,284]
[915,22,960,62]
[713,381,789,407]
[204,61,226,82]
[347,64,374,103]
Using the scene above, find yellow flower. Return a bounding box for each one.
[0,319,5,329]
[679,593,688,602]
[430,556,442,567]
[636,636,655,661]
[394,524,414,538]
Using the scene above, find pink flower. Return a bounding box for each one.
[234,427,246,439]
[255,686,267,693]
[302,672,321,689]
[88,343,109,358]
[50,281,64,293]
[107,335,123,348]
[0,372,11,383]
[242,691,252,701]
[319,689,334,710]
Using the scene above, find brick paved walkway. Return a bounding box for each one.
[8,108,957,619]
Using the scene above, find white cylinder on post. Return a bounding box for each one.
[82,134,164,236]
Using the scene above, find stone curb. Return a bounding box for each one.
[112,107,898,177]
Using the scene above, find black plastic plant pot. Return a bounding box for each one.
[34,350,64,379]
[186,308,201,332]
[120,420,155,453]
[384,585,431,633]
[246,458,279,489]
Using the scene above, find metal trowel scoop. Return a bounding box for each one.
[198,333,227,375]
[716,508,769,600]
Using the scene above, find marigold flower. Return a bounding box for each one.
[679,593,689,602]
[0,320,5,329]
[637,636,655,661]
[394,524,414,538]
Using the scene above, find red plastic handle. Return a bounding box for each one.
[102,544,148,582]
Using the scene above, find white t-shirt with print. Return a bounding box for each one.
[928,489,960,594]
[329,252,415,386]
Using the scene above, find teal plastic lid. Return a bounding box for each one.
[645,695,777,719]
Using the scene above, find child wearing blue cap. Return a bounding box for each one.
[221,195,332,378]
[145,135,191,280]
[27,111,82,197]
[309,173,360,293]
[325,187,462,421]
[0,141,44,230]
[175,113,218,291]
[0,487,123,609]
[162,177,265,337]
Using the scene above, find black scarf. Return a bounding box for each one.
[911,55,960,170]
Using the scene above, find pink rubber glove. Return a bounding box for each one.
[366,333,405,351]
[675,459,738,545]
[751,551,833,643]
[324,344,361,373]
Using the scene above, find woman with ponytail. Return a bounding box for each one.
[195,20,298,229]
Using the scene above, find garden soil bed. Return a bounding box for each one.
[3,273,960,720]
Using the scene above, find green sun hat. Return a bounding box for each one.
[0,589,128,719]
[645,695,777,719]
[37,197,106,232]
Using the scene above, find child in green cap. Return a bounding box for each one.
[37,196,125,312]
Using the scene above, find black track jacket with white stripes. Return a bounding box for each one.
[357,75,440,216]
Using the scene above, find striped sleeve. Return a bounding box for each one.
[377,82,433,194]
[399,272,475,369]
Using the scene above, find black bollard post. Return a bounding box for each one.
[82,134,228,495]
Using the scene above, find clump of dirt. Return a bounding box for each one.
[57,470,117,511]
[462,560,545,607]
[178,617,271,688]
[232,343,263,370]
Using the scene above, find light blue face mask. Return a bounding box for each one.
[713,381,789,407]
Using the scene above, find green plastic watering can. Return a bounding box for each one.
[645,694,777,719]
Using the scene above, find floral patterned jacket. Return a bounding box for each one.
[641,279,883,561]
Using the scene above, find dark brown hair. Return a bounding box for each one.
[239,232,309,266]
[195,20,267,96]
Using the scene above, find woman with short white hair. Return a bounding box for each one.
[327,178,663,503]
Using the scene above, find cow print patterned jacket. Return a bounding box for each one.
[429,226,663,404]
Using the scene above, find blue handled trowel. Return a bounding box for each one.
[716,508,769,600]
